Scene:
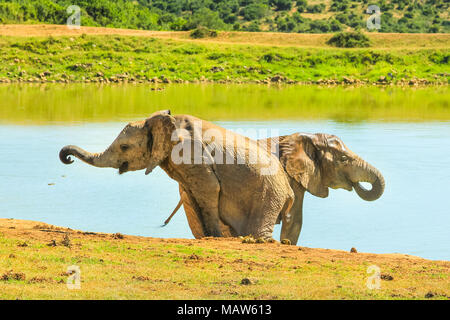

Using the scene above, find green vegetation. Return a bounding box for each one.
[0,0,448,33]
[0,35,448,85]
[327,31,370,47]
[190,26,218,39]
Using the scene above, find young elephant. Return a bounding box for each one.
[266,133,385,244]
[59,110,294,240]
[165,132,385,245]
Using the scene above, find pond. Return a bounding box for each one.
[0,84,449,260]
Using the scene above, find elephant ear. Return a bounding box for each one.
[144,112,177,175]
[279,133,329,198]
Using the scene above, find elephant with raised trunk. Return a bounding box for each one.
[165,132,385,245]
[59,110,294,240]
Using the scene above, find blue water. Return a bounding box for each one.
[0,120,449,260]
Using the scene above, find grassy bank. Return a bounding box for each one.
[0,219,448,300]
[0,26,448,85]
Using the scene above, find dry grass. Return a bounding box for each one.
[0,218,448,300]
[0,24,449,49]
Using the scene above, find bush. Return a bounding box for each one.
[240,3,267,21]
[190,26,218,39]
[326,32,370,48]
[309,20,330,33]
[296,0,307,12]
[270,0,292,11]
[306,4,325,13]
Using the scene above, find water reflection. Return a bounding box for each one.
[0,84,449,124]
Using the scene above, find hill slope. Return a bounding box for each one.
[0,25,448,85]
[0,0,448,33]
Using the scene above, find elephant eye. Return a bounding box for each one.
[340,155,348,162]
[120,144,130,152]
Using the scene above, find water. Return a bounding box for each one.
[0,84,449,260]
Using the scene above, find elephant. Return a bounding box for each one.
[164,132,385,245]
[59,110,295,240]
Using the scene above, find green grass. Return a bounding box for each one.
[0,34,448,84]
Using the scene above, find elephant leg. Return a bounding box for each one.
[280,183,305,245]
[246,195,293,240]
[164,185,235,238]
[182,165,222,237]
[179,186,206,239]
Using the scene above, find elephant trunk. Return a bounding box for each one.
[59,145,114,168]
[351,160,385,201]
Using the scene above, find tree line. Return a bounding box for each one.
[0,0,448,33]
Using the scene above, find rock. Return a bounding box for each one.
[425,291,435,298]
[1,271,26,281]
[350,247,357,253]
[270,75,284,82]
[61,233,71,247]
[210,66,224,73]
[343,76,355,84]
[240,278,257,285]
[381,274,394,281]
[17,241,28,247]
[241,236,256,244]
[112,233,124,240]
[255,237,266,244]
[281,239,291,245]
[47,240,57,247]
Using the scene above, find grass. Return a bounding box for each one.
[0,219,449,300]
[0,25,448,85]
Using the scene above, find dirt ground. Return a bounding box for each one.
[0,218,448,300]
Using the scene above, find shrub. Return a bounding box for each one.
[309,20,330,33]
[306,4,325,13]
[190,26,218,39]
[240,3,267,21]
[326,32,370,48]
[270,0,292,11]
[296,0,307,12]
[246,21,261,32]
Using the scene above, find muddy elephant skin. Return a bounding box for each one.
[60,110,294,240]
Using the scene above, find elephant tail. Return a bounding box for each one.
[162,199,183,226]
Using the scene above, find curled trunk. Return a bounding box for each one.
[351,160,385,201]
[59,145,113,168]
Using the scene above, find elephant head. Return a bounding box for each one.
[59,110,176,174]
[278,133,385,201]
